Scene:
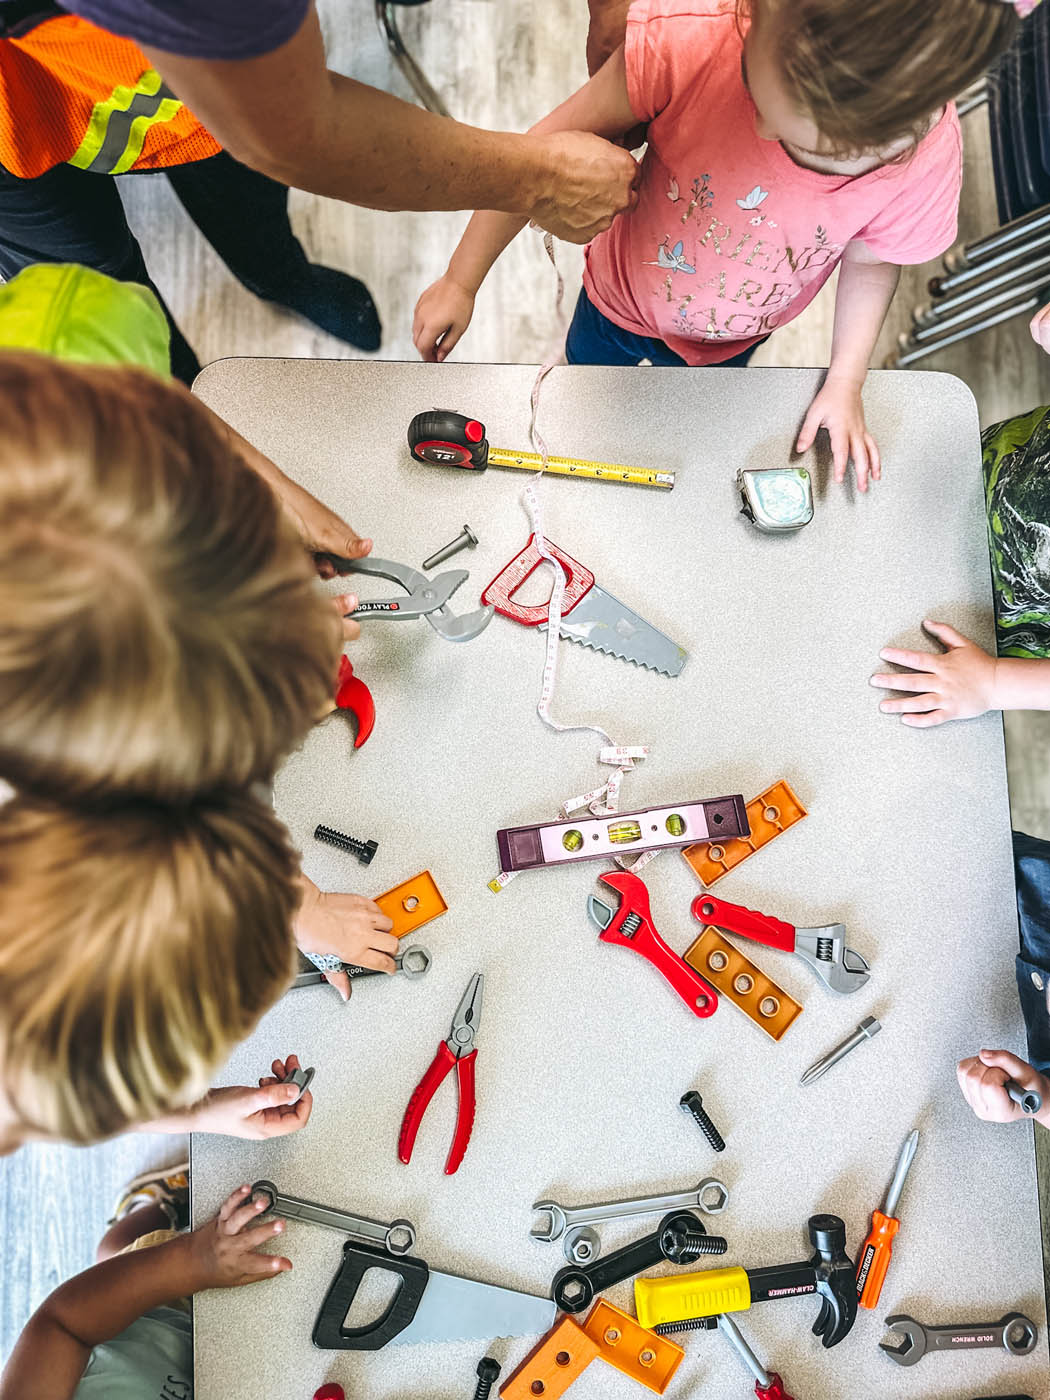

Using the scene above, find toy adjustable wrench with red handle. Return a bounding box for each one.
[588,872,719,1017]
[691,894,870,994]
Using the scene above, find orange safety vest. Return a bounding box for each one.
[0,3,220,178]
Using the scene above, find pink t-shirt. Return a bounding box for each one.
[582,0,962,364]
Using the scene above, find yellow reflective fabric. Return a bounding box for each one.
[67,67,184,175]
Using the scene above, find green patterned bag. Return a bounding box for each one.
[982,405,1050,659]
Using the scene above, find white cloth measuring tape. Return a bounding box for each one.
[489,233,659,891]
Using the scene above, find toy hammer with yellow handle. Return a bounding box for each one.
[634,1214,858,1349]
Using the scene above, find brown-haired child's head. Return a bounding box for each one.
[742,0,1018,158]
[0,789,301,1150]
[0,352,341,804]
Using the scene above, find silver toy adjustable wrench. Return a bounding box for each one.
[326,554,493,642]
[692,894,870,994]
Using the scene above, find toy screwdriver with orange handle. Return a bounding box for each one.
[856,1129,920,1309]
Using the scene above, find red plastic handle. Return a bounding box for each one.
[398,1040,455,1165]
[446,1049,477,1175]
[481,534,595,626]
[691,893,797,953]
[334,655,376,749]
[755,1374,793,1400]
[599,872,719,1018]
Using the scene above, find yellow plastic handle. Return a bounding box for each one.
[635,1267,751,1329]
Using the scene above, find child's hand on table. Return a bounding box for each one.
[295,880,398,1002]
[413,276,477,363]
[190,1056,314,1139]
[870,621,997,726]
[1030,302,1050,355]
[185,1184,292,1289]
[796,371,881,493]
[957,1049,1050,1129]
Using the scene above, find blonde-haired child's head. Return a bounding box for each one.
[0,789,301,1150]
[742,0,1018,158]
[0,351,341,804]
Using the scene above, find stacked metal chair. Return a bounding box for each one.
[376,0,449,116]
[890,7,1050,366]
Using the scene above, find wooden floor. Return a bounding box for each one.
[3,0,1050,1363]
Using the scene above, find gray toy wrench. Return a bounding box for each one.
[325,554,493,642]
[880,1312,1038,1365]
[692,894,870,993]
[531,1178,729,1242]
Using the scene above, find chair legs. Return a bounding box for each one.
[376,1,451,117]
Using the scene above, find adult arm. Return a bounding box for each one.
[145,4,636,242]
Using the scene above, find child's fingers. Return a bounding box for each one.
[879,693,940,714]
[878,645,937,670]
[829,425,848,482]
[869,668,934,691]
[242,1252,293,1280]
[218,1184,253,1222]
[978,1047,1035,1078]
[921,618,969,649]
[271,1092,313,1132]
[371,912,395,933]
[435,321,466,362]
[865,432,881,481]
[350,944,398,973]
[900,709,949,728]
[794,406,820,454]
[323,969,352,1003]
[225,1193,272,1235]
[849,430,869,493]
[238,1217,287,1249]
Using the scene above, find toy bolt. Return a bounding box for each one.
[422,524,478,571]
[680,1089,725,1151]
[314,825,378,865]
[472,1356,501,1399]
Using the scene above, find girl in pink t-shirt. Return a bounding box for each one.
[414,0,1019,491]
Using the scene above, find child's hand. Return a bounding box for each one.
[188,1056,315,1139]
[796,373,881,492]
[957,1049,1050,1129]
[870,620,998,727]
[295,886,398,1002]
[186,1185,292,1290]
[1030,302,1050,355]
[413,276,476,363]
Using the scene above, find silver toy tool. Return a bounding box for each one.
[800,1016,882,1085]
[692,893,870,994]
[325,553,493,642]
[880,1312,1038,1366]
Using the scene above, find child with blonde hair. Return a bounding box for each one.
[414,0,1019,490]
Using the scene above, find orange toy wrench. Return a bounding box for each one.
[856,1129,919,1309]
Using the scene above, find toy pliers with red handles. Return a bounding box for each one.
[587,871,719,1018]
[691,894,870,994]
[398,971,482,1175]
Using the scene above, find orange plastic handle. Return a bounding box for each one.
[856,1210,900,1309]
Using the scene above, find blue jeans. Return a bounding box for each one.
[1014,830,1050,1071]
[565,287,765,367]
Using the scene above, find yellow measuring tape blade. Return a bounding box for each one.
[488,446,674,490]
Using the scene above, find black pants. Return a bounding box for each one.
[0,151,319,384]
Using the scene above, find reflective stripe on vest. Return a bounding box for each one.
[67,67,183,175]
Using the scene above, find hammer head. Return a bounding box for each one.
[806,1214,858,1348]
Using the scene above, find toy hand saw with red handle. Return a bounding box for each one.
[482,535,687,677]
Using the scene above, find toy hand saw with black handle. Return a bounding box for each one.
[482,534,687,677]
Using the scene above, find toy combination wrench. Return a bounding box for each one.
[880,1312,1038,1365]
[531,1178,729,1242]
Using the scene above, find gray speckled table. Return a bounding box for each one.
[192,360,1048,1400]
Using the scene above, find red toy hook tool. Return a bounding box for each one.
[332,654,375,748]
[587,871,719,1018]
[398,972,483,1174]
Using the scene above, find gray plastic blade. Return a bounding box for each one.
[587,895,614,931]
[540,585,687,676]
[394,1268,556,1345]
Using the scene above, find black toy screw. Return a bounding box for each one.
[680,1090,725,1152]
[660,1222,729,1262]
[473,1357,501,1399]
[314,824,378,865]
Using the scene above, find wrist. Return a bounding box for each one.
[824,364,866,391]
[152,1233,206,1297]
[293,878,324,953]
[519,131,557,214]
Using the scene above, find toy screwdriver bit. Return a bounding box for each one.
[856,1129,919,1309]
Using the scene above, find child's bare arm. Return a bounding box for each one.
[796,240,901,492]
[413,47,639,362]
[0,1186,288,1400]
[872,620,1050,726]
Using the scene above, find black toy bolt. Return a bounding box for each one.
[314,824,379,865]
[680,1089,725,1152]
[472,1357,501,1400]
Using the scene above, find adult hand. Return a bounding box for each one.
[186,1184,291,1289]
[185,1055,314,1139]
[1030,302,1050,355]
[413,275,477,363]
[796,372,880,491]
[586,0,633,74]
[295,884,398,1002]
[529,131,638,243]
[956,1049,1050,1128]
[871,621,998,727]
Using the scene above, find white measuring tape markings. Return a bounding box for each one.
[489,233,660,892]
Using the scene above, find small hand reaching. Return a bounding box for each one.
[186,1184,292,1289]
[871,620,997,727]
[413,276,476,363]
[956,1049,1050,1128]
[295,882,398,1002]
[796,373,881,492]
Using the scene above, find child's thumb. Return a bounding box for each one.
[255,1082,300,1110]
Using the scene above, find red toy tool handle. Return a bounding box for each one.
[481,534,595,626]
[445,1049,477,1175]
[691,894,797,953]
[755,1373,793,1400]
[334,655,376,749]
[398,1041,454,1165]
[598,873,718,1018]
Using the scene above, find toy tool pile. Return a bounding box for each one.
[253,410,1042,1400]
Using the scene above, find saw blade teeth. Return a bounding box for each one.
[557,628,676,677]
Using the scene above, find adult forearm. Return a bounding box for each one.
[828,255,900,381]
[992,656,1050,711]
